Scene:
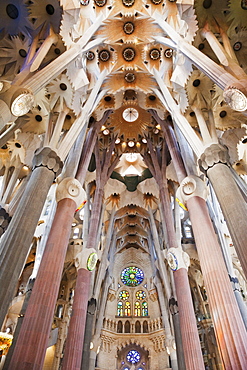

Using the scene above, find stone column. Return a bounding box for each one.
[199,143,247,278]
[62,268,92,370]
[81,298,97,370]
[167,248,205,369]
[178,175,247,368]
[62,246,97,370]
[169,297,186,370]
[8,177,84,369]
[0,147,63,328]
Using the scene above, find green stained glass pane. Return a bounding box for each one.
[142,301,148,316]
[121,266,144,287]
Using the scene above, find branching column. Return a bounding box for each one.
[9,177,85,369]
[62,139,119,369]
[199,144,247,278]
[0,147,63,328]
[143,140,205,369]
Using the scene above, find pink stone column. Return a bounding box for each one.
[9,197,77,369]
[187,195,247,368]
[173,268,205,369]
[62,268,91,370]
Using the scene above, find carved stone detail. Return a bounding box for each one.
[166,247,190,271]
[198,143,230,173]
[32,147,63,177]
[56,177,86,207]
[75,247,97,271]
[0,207,11,236]
[177,175,208,205]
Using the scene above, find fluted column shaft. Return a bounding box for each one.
[199,144,247,278]
[173,267,205,369]
[62,268,91,370]
[187,195,247,368]
[0,147,62,328]
[8,197,76,369]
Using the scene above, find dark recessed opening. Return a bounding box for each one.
[198,43,205,50]
[15,143,21,148]
[203,0,212,9]
[193,79,200,87]
[104,96,112,102]
[219,110,227,118]
[66,114,71,120]
[242,138,247,144]
[60,83,67,91]
[149,95,156,101]
[54,48,61,55]
[46,4,55,15]
[6,4,19,19]
[190,112,195,117]
[89,116,94,124]
[1,144,7,150]
[35,115,42,122]
[19,49,27,58]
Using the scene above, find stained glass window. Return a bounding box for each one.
[142,302,148,316]
[136,290,146,300]
[121,266,144,287]
[134,302,141,317]
[126,350,141,364]
[117,302,123,317]
[119,290,130,300]
[124,301,131,316]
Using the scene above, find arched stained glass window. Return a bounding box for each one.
[124,301,131,316]
[134,301,141,317]
[117,301,123,316]
[142,301,148,316]
[126,350,141,364]
[119,290,130,300]
[121,266,144,287]
[136,290,146,300]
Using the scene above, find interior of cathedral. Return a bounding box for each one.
[0,0,247,369]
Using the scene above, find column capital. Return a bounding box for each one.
[32,146,63,178]
[75,248,98,272]
[56,177,86,207]
[177,175,208,205]
[198,143,230,174]
[166,247,190,271]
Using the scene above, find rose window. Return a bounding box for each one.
[121,266,144,287]
[126,350,141,364]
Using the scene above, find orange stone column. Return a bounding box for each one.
[9,178,86,369]
[178,175,247,368]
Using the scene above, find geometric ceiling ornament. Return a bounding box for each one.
[103,70,156,94]
[108,101,152,141]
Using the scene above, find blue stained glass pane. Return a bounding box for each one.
[121,266,144,287]
[126,350,141,364]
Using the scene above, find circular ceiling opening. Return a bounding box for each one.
[122,107,139,122]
